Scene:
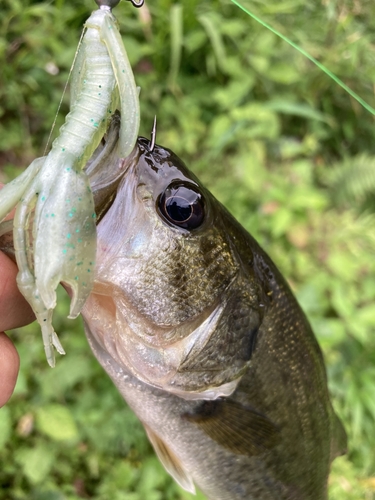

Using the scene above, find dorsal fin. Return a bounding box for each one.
[183,399,280,456]
[144,425,196,494]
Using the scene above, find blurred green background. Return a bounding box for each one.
[1,0,375,498]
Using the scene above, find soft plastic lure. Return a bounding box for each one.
[0,0,140,366]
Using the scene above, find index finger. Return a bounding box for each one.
[0,185,35,331]
[0,332,20,407]
[0,249,35,332]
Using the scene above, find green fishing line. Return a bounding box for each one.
[231,0,375,117]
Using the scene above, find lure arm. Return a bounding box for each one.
[0,2,140,366]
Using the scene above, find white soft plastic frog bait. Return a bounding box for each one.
[0,0,141,366]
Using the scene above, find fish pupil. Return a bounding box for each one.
[165,196,192,222]
[158,182,205,230]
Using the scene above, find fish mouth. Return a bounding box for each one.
[86,112,140,224]
[88,121,162,224]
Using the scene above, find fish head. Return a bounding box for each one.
[83,137,266,399]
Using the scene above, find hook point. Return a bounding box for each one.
[149,116,157,152]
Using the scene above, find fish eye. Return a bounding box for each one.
[157,182,205,230]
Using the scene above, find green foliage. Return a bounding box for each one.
[326,154,375,214]
[1,0,375,499]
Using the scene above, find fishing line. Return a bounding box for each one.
[44,27,86,155]
[231,0,375,117]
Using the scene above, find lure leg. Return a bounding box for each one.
[13,179,65,367]
[0,157,44,223]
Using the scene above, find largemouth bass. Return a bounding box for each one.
[79,130,347,499]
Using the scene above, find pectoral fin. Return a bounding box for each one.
[330,412,347,460]
[183,399,279,456]
[144,425,195,494]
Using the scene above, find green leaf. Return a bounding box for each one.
[198,13,227,74]
[168,4,183,89]
[39,354,93,399]
[0,407,12,448]
[266,62,301,84]
[15,445,55,484]
[265,100,331,123]
[36,404,78,442]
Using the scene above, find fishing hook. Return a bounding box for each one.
[95,0,144,10]
[126,0,145,8]
[149,116,157,152]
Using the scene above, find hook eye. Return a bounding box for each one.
[126,0,144,7]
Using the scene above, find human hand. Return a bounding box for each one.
[1,181,35,407]
[0,250,35,407]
